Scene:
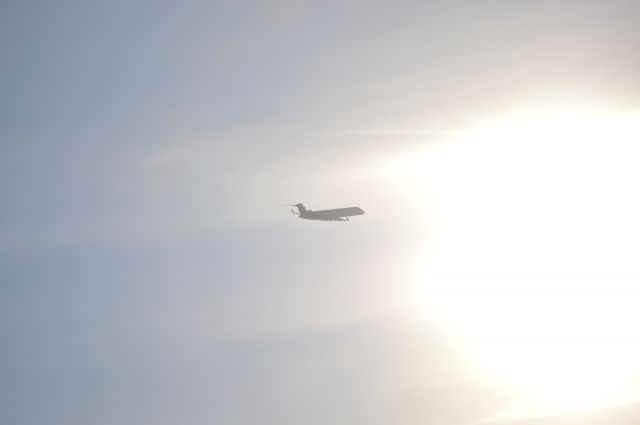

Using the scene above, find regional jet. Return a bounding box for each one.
[288,203,365,221]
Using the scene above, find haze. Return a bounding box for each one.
[2,1,640,425]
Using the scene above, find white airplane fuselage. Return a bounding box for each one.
[292,204,364,221]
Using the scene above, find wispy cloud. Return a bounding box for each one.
[307,128,469,137]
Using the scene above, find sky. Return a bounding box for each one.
[2,1,640,424]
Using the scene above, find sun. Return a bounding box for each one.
[398,106,640,417]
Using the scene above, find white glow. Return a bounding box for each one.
[398,107,640,417]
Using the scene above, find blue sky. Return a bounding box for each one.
[2,1,640,424]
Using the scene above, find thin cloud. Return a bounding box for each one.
[307,128,469,137]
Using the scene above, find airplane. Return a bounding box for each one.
[288,203,365,221]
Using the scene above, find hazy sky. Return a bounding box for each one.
[2,1,640,425]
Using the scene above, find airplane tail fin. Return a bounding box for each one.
[287,203,307,214]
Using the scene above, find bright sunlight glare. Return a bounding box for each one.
[397,107,640,418]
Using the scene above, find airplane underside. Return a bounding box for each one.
[303,216,349,221]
